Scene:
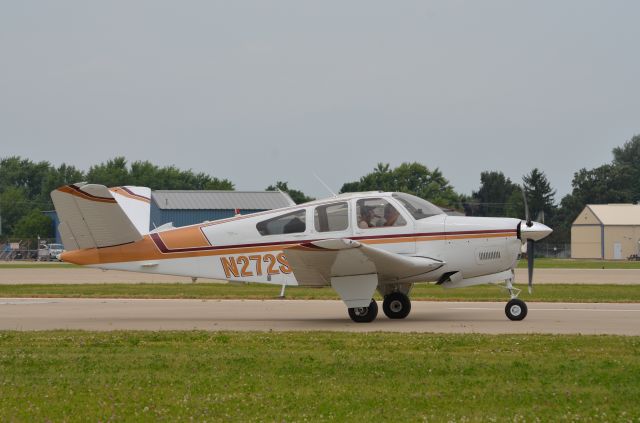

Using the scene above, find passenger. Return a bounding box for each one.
[383,204,401,227]
[358,206,375,229]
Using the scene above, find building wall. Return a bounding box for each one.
[571,225,602,259]
[573,207,601,225]
[603,225,640,260]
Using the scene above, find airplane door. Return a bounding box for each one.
[352,197,415,254]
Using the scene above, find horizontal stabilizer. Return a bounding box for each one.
[51,183,143,250]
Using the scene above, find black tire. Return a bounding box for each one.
[505,298,528,321]
[348,299,378,323]
[382,292,412,319]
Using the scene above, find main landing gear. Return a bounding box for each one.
[347,292,413,323]
[348,299,378,323]
[382,292,411,319]
[503,279,528,321]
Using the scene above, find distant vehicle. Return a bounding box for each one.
[38,243,64,261]
[52,183,552,322]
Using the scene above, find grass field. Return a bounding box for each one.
[516,258,640,269]
[1,282,640,303]
[0,331,638,421]
[3,258,640,269]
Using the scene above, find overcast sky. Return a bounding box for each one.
[1,1,639,201]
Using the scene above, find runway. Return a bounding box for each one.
[1,298,639,335]
[1,267,640,284]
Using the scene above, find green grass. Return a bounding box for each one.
[2,282,640,303]
[0,331,638,421]
[516,258,640,269]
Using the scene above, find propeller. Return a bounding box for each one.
[522,189,534,294]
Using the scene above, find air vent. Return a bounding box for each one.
[478,250,501,261]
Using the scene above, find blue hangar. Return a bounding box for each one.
[46,190,295,244]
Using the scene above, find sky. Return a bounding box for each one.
[1,1,639,202]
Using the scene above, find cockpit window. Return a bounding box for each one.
[356,198,407,228]
[314,202,349,232]
[392,193,444,220]
[256,210,306,235]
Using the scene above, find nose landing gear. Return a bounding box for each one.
[502,278,528,321]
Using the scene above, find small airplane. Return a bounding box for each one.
[52,183,552,323]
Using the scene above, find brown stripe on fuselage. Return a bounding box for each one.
[154,226,211,250]
[62,227,517,266]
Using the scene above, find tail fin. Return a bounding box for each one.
[51,183,144,250]
[109,186,151,234]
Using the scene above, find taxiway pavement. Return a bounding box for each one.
[1,298,638,335]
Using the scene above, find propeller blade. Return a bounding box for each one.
[527,239,534,294]
[521,187,532,227]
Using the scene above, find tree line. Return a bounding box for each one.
[1,134,638,243]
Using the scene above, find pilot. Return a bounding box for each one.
[358,206,375,229]
[383,204,401,227]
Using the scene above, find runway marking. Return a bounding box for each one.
[449,307,640,312]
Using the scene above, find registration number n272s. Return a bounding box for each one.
[219,253,292,278]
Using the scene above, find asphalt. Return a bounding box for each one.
[1,267,640,284]
[1,298,639,335]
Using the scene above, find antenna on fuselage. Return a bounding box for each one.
[314,173,337,197]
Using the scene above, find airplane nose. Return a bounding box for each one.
[520,221,553,242]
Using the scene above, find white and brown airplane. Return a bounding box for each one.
[52,183,552,323]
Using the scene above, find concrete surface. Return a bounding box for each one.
[1,298,639,335]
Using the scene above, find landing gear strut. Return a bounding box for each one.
[382,292,411,319]
[502,278,528,321]
[348,299,378,323]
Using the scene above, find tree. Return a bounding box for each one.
[339,162,462,208]
[86,157,130,187]
[0,187,30,237]
[522,168,556,223]
[266,181,314,204]
[470,171,520,217]
[0,156,52,199]
[612,134,640,201]
[12,210,53,240]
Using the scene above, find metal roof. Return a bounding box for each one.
[151,190,295,210]
[584,204,640,225]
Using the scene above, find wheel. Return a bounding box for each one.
[348,299,378,323]
[505,298,528,321]
[382,292,411,319]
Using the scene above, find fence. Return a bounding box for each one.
[533,242,571,259]
[0,238,57,261]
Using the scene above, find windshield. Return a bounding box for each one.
[392,193,444,220]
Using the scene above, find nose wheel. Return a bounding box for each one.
[382,292,411,319]
[505,298,528,321]
[348,299,378,323]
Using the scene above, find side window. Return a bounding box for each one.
[356,198,406,229]
[314,202,349,232]
[256,210,306,236]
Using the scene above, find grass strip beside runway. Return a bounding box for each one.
[1,282,640,302]
[0,331,638,421]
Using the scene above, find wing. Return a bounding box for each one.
[284,238,444,286]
